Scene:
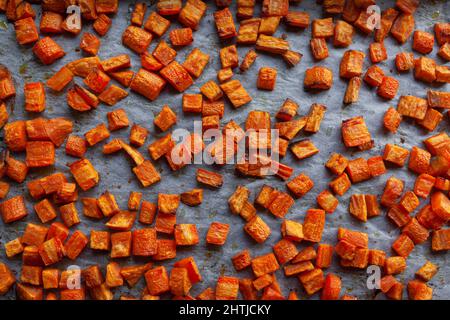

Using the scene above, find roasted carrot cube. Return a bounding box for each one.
[377,76,399,100]
[304,66,333,91]
[40,11,63,33]
[15,17,39,45]
[22,224,48,247]
[1,195,28,223]
[133,228,157,256]
[110,231,132,258]
[174,224,199,246]
[144,11,171,36]
[385,256,407,275]
[415,261,438,282]
[145,266,169,295]
[414,56,436,83]
[339,50,364,79]
[33,37,65,65]
[299,268,324,295]
[64,230,88,260]
[369,42,387,63]
[69,158,99,191]
[122,26,152,54]
[392,233,414,257]
[333,20,354,47]
[178,0,207,30]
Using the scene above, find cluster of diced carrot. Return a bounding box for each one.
[0,0,449,302]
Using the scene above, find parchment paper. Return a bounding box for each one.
[0,0,448,300]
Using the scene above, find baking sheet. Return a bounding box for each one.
[0,0,449,300]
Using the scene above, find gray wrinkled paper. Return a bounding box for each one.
[0,0,449,300]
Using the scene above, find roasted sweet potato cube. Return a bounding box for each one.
[250,253,279,278]
[341,116,372,149]
[42,269,59,290]
[160,61,193,92]
[329,173,351,196]
[55,183,78,206]
[395,51,415,72]
[272,239,298,264]
[383,107,402,133]
[21,265,42,286]
[239,50,258,73]
[215,276,239,300]
[230,250,252,272]
[412,30,434,54]
[377,76,399,100]
[133,228,157,256]
[106,210,136,231]
[335,239,357,260]
[369,42,387,63]
[364,65,385,88]
[1,195,28,223]
[25,141,55,168]
[391,13,414,43]
[46,66,73,92]
[244,215,271,243]
[415,261,438,282]
[346,158,371,183]
[381,176,404,207]
[431,192,450,220]
[131,2,147,26]
[413,174,435,199]
[303,209,325,243]
[402,218,429,245]
[325,153,348,176]
[4,120,27,152]
[435,65,450,83]
[182,49,209,79]
[89,230,110,251]
[84,123,110,146]
[339,50,365,79]
[366,156,386,178]
[217,68,233,84]
[122,26,152,54]
[80,32,100,56]
[407,280,433,300]
[145,266,169,295]
[220,80,252,108]
[316,190,339,214]
[414,56,436,83]
[312,17,334,38]
[69,158,99,191]
[343,76,361,104]
[169,267,192,296]
[256,34,289,54]
[299,268,324,295]
[407,146,431,174]
[153,238,176,261]
[5,156,28,183]
[178,0,207,30]
[383,144,410,167]
[257,67,277,90]
[434,22,450,46]
[24,82,45,112]
[206,222,230,245]
[387,204,411,227]
[417,108,444,132]
[432,229,450,252]
[261,0,288,17]
[290,140,319,160]
[81,265,104,289]
[253,274,273,291]
[392,233,414,257]
[354,9,377,33]
[169,28,193,46]
[304,66,333,90]
[40,11,63,33]
[110,231,132,258]
[34,199,57,224]
[214,7,237,40]
[65,135,87,158]
[397,95,427,120]
[286,11,310,28]
[130,68,166,101]
[316,244,334,269]
[80,198,102,220]
[334,20,354,47]
[133,159,161,187]
[39,237,65,266]
[4,237,23,258]
[236,18,260,45]
[286,173,314,198]
[15,17,39,45]
[144,12,170,36]
[349,194,367,222]
[267,191,294,218]
[174,224,199,246]
[83,68,110,94]
[0,181,9,199]
[196,168,223,188]
[154,211,176,234]
[64,230,88,260]
[33,37,65,65]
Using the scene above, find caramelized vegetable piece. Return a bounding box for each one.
[130,68,166,101]
[178,0,207,30]
[341,116,372,149]
[69,158,99,191]
[33,37,65,65]
[240,50,258,72]
[340,50,364,79]
[256,34,289,54]
[40,11,63,33]
[183,48,210,78]
[286,11,310,28]
[122,26,153,54]
[131,3,147,26]
[15,17,39,45]
[304,66,333,91]
[391,13,414,43]
[144,12,171,36]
